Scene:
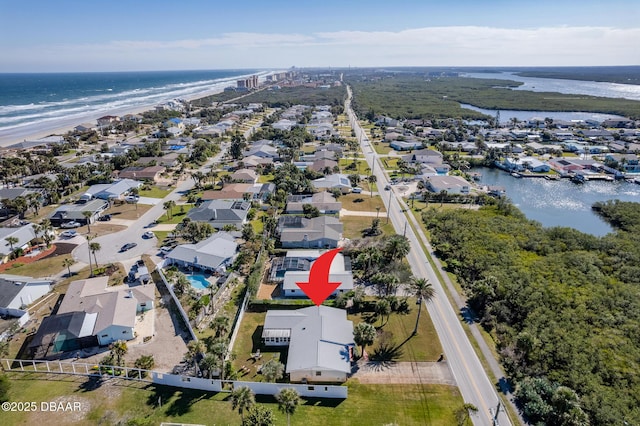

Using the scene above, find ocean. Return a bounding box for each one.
[0,69,267,145]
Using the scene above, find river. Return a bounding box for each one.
[473,167,640,236]
[460,103,623,125]
[462,72,640,101]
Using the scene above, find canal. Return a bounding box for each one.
[473,167,640,236]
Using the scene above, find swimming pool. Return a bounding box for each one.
[187,274,210,290]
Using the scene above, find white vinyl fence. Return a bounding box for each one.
[1,358,348,399]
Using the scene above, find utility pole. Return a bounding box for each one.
[386,188,392,224]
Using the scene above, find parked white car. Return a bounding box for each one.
[60,230,77,238]
[60,221,81,229]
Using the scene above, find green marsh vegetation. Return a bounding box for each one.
[347,74,640,120]
[421,199,640,425]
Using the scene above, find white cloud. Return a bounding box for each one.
[3,26,639,71]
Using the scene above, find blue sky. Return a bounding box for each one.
[1,0,639,72]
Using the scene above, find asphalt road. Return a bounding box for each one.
[345,86,513,426]
[72,143,230,266]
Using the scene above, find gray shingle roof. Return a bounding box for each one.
[262,306,354,374]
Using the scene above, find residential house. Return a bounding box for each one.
[286,192,342,214]
[423,175,471,195]
[308,159,338,173]
[49,199,109,227]
[0,224,38,262]
[187,200,251,229]
[605,153,640,173]
[29,276,154,358]
[272,119,298,131]
[201,183,275,202]
[401,149,443,165]
[501,156,551,172]
[244,141,280,159]
[96,115,120,128]
[277,216,343,248]
[81,179,141,201]
[117,166,166,182]
[165,232,237,273]
[74,122,96,133]
[136,153,180,168]
[280,251,353,297]
[307,123,335,139]
[0,274,53,326]
[312,174,352,194]
[230,168,258,183]
[602,118,634,128]
[389,140,423,151]
[262,305,354,383]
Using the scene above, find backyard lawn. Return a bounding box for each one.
[156,204,194,224]
[1,373,467,425]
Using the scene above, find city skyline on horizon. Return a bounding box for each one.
[1,0,639,73]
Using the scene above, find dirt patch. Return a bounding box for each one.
[351,360,455,385]
[51,243,77,256]
[256,282,280,300]
[25,393,92,425]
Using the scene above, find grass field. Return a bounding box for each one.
[372,141,394,155]
[340,216,394,240]
[105,203,152,220]
[138,187,171,199]
[339,193,387,212]
[349,302,443,362]
[1,372,467,426]
[156,205,194,224]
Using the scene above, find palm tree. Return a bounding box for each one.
[276,388,300,426]
[410,277,436,335]
[367,174,377,198]
[82,211,93,233]
[163,200,176,220]
[376,298,392,327]
[109,340,128,366]
[231,386,255,422]
[383,235,410,261]
[27,193,41,217]
[89,241,101,267]
[353,322,376,359]
[200,354,219,379]
[4,236,18,254]
[186,340,205,376]
[211,315,230,339]
[260,358,284,382]
[243,404,274,426]
[62,257,75,278]
[208,338,229,380]
[37,219,54,247]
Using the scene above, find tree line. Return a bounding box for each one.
[421,200,640,425]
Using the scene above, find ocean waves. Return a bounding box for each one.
[0,70,267,139]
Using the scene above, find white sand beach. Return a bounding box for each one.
[0,86,231,148]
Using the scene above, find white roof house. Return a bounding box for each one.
[281,251,353,297]
[312,174,352,193]
[82,179,141,201]
[166,232,238,272]
[0,224,37,259]
[0,274,53,326]
[423,175,471,194]
[262,306,354,383]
